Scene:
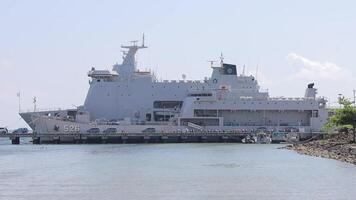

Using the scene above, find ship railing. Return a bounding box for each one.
[236,97,314,101]
[223,123,310,127]
[268,97,314,101]
[90,121,172,126]
[155,79,205,84]
[132,122,171,125]
[19,107,64,113]
[28,114,76,122]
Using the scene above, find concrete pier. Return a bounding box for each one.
[0,133,245,144]
[0,132,325,145]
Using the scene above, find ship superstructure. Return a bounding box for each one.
[20,38,328,134]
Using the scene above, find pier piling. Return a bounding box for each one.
[11,137,20,145]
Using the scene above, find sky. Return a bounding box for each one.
[1,0,356,129]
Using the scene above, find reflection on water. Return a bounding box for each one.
[204,163,240,168]
[0,140,356,200]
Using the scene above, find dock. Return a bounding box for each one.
[0,132,325,145]
[0,133,246,144]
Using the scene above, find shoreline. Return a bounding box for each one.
[283,133,356,165]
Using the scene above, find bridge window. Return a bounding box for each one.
[194,109,217,117]
[188,93,212,97]
[153,101,183,109]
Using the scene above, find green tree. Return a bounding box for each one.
[325,97,356,142]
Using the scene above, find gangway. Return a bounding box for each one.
[187,122,203,131]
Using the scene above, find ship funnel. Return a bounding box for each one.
[305,83,317,99]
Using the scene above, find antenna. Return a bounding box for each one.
[33,96,37,112]
[207,60,217,68]
[182,74,186,81]
[121,50,128,56]
[242,65,246,76]
[220,53,224,67]
[130,40,138,46]
[255,65,259,80]
[17,92,21,113]
[142,33,145,47]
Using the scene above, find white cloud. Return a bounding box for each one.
[287,53,348,80]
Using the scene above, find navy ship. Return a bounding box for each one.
[20,37,328,135]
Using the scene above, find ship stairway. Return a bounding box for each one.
[187,122,203,131]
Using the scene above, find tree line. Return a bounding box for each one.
[324,97,356,143]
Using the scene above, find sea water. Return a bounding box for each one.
[0,140,356,200]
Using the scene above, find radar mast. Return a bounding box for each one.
[113,34,147,74]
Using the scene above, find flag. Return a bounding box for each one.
[16,92,20,97]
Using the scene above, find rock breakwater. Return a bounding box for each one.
[284,133,356,165]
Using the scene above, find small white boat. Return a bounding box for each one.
[256,132,272,144]
[242,135,257,143]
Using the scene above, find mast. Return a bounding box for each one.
[207,60,217,68]
[17,92,21,113]
[142,33,145,47]
[33,96,37,112]
[113,34,147,74]
[220,53,224,67]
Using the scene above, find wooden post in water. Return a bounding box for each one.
[11,137,20,145]
[32,137,40,144]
